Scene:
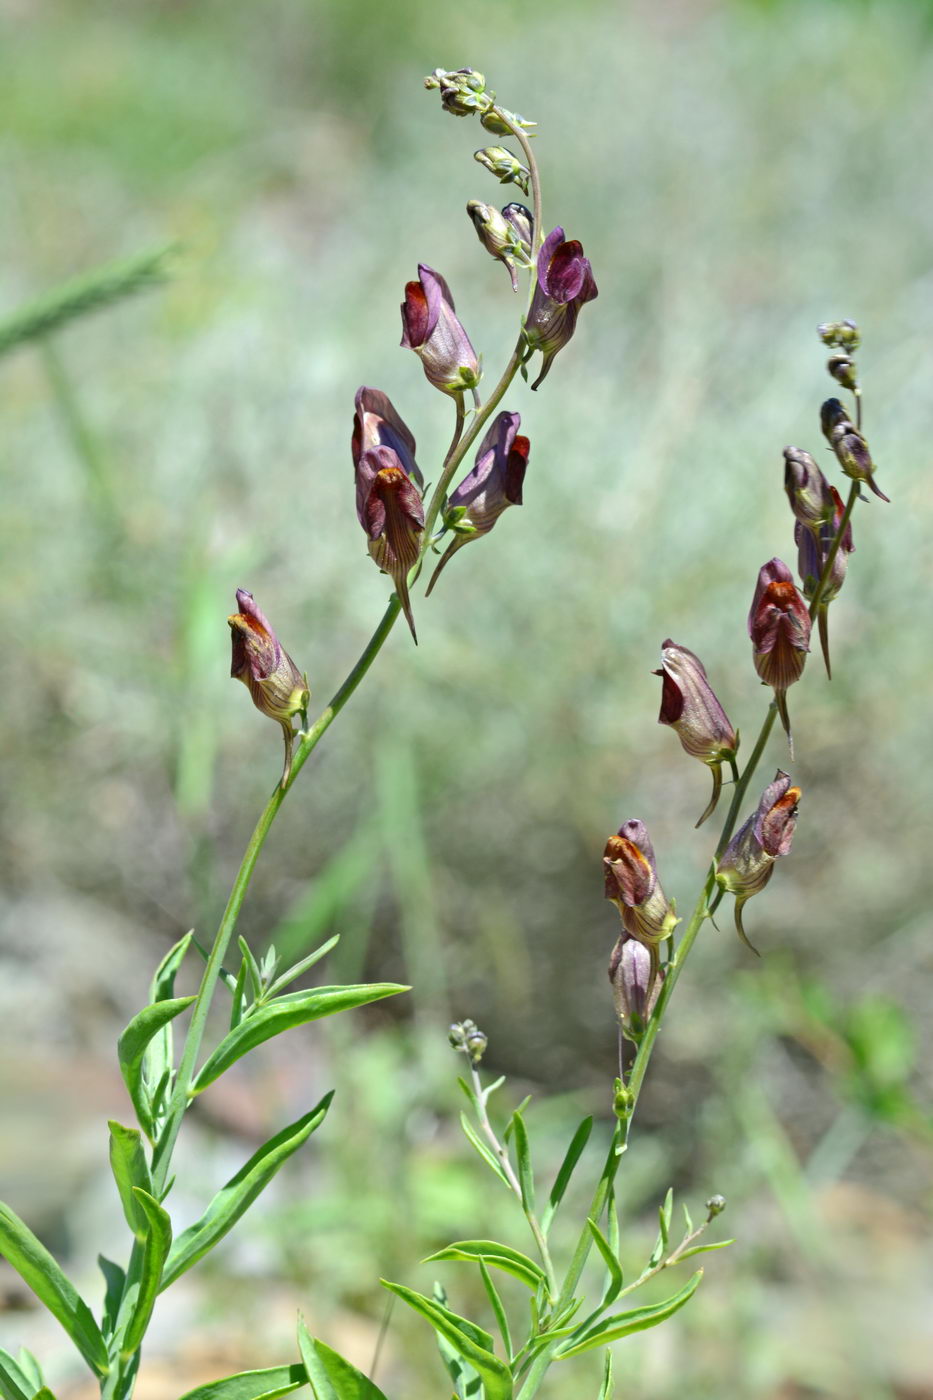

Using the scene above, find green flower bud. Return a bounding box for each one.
[474,146,531,196]
[467,199,532,291]
[480,106,536,136]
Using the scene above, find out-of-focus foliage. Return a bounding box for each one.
[1,0,932,1396]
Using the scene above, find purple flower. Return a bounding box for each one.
[400,265,480,396]
[228,589,309,786]
[716,771,801,953]
[655,641,738,827]
[820,397,889,502]
[603,820,677,947]
[608,935,663,1041]
[748,558,812,753]
[354,427,425,642]
[426,411,529,595]
[796,483,854,679]
[783,446,834,532]
[523,227,597,390]
[352,387,421,487]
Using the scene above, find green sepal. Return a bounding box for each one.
[161,1094,334,1289]
[177,1365,308,1400]
[296,1317,388,1399]
[0,1204,109,1377]
[553,1270,703,1358]
[108,1122,155,1238]
[120,1190,173,1356]
[381,1281,512,1400]
[191,984,407,1093]
[423,1239,546,1292]
[117,996,196,1135]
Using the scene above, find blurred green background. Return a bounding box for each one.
[2,0,932,1396]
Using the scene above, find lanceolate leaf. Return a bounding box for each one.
[0,1206,109,1377]
[118,996,196,1135]
[597,1349,613,1400]
[108,1122,155,1239]
[146,931,194,1091]
[381,1281,512,1400]
[191,985,408,1094]
[178,1365,308,1400]
[121,1190,172,1355]
[161,1095,334,1290]
[423,1240,546,1291]
[296,1318,389,1400]
[586,1218,623,1308]
[541,1116,593,1235]
[0,1350,32,1400]
[510,1111,534,1214]
[554,1271,703,1358]
[459,1114,511,1187]
[15,1351,43,1393]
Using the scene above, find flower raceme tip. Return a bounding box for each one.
[655,641,738,827]
[523,227,597,390]
[715,770,801,954]
[228,589,309,787]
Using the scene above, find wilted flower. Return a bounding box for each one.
[426,410,529,595]
[715,770,801,953]
[355,441,425,643]
[474,146,530,196]
[655,641,738,827]
[783,446,833,532]
[400,265,480,396]
[466,200,532,291]
[228,589,310,787]
[523,227,597,390]
[820,397,889,502]
[748,558,811,754]
[796,484,854,679]
[603,820,678,951]
[608,935,663,1041]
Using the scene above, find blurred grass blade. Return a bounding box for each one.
[191,984,407,1093]
[380,1281,512,1400]
[0,1350,32,1400]
[510,1110,535,1214]
[161,1094,334,1289]
[554,1271,703,1358]
[586,1219,623,1308]
[0,244,176,360]
[541,1116,593,1235]
[118,996,196,1135]
[120,1190,172,1355]
[424,1239,546,1291]
[296,1318,388,1400]
[108,1122,155,1239]
[0,1204,109,1377]
[178,1366,308,1400]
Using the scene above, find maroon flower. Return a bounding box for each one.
[608,935,663,1041]
[352,387,421,487]
[603,820,677,950]
[655,641,738,827]
[796,484,854,679]
[426,411,529,595]
[228,589,309,786]
[715,771,801,953]
[523,227,597,390]
[355,443,425,643]
[748,558,811,753]
[820,397,889,502]
[783,446,834,532]
[400,265,480,396]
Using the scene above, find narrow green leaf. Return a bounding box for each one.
[597,1349,613,1400]
[178,1364,307,1400]
[675,1238,735,1261]
[117,997,196,1134]
[121,1190,172,1355]
[191,985,407,1093]
[503,1094,530,1142]
[0,1351,31,1400]
[381,1281,512,1400]
[16,1351,42,1392]
[108,1122,154,1239]
[296,1317,388,1400]
[191,935,239,996]
[424,1240,546,1292]
[238,938,264,1005]
[0,1205,109,1377]
[230,960,249,1030]
[98,1255,125,1337]
[457,1077,481,1114]
[554,1271,702,1358]
[606,1180,620,1260]
[586,1219,623,1308]
[479,1259,512,1361]
[459,1114,510,1187]
[681,1201,694,1235]
[510,1111,534,1214]
[541,1116,594,1236]
[145,932,194,1100]
[432,1284,483,1400]
[264,936,339,1001]
[659,1188,674,1249]
[161,1095,333,1289]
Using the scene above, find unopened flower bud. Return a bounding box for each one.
[448,1018,487,1063]
[817,319,860,351]
[715,770,801,953]
[613,1078,635,1121]
[425,68,489,118]
[655,641,738,827]
[706,1194,726,1219]
[748,559,811,754]
[474,146,531,196]
[608,935,663,1042]
[820,397,889,502]
[427,410,529,594]
[796,484,854,679]
[827,352,858,392]
[603,821,678,952]
[524,227,598,390]
[228,590,310,786]
[480,106,537,136]
[401,264,481,396]
[467,200,532,291]
[501,203,533,251]
[783,446,833,532]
